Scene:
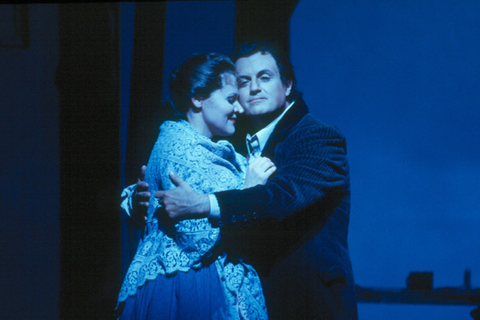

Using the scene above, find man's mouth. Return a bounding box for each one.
[248,97,266,104]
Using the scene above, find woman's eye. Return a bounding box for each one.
[260,76,270,82]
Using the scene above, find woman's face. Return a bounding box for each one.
[201,73,244,138]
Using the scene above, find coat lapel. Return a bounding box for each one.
[262,98,309,159]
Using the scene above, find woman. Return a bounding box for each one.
[116,53,275,319]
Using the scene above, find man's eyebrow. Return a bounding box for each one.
[257,69,274,76]
[237,69,274,79]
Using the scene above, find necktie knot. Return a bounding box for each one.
[246,134,261,161]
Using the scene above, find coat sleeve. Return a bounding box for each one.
[215,123,349,226]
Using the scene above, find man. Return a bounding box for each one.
[126,42,358,319]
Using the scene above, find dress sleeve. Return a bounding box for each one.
[215,124,349,225]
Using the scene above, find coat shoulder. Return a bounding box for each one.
[291,113,346,142]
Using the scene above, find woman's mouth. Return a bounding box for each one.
[228,116,237,124]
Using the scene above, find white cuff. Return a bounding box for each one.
[120,184,137,217]
[208,194,221,220]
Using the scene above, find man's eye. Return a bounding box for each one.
[260,76,271,82]
[238,80,249,87]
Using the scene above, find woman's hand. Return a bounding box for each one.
[243,156,277,189]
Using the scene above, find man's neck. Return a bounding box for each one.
[248,106,287,133]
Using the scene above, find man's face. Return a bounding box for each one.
[235,52,292,117]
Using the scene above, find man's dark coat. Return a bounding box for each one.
[215,98,358,319]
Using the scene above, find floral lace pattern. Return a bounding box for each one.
[118,120,268,319]
[216,256,269,320]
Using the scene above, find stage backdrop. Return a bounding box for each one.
[291,1,480,319]
[0,4,59,319]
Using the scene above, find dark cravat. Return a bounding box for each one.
[246,134,261,162]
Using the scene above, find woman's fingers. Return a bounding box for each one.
[256,157,275,173]
[265,164,277,176]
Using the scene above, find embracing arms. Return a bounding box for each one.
[155,122,348,225]
[124,157,276,224]
[214,124,349,225]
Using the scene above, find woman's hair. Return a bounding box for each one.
[166,53,235,118]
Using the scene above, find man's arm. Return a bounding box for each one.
[156,157,276,221]
[156,123,348,224]
[215,124,349,225]
[156,171,210,221]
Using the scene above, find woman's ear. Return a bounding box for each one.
[191,97,202,109]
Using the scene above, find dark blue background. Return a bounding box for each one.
[291,1,480,318]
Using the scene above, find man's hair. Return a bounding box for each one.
[231,41,299,101]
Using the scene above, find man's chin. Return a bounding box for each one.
[247,107,282,118]
[244,106,269,116]
[244,109,282,129]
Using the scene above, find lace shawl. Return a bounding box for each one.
[118,120,268,319]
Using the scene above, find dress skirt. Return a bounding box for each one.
[118,262,228,320]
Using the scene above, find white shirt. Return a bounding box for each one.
[209,101,295,218]
[248,100,295,158]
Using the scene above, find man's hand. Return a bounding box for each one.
[155,172,210,222]
[132,165,150,223]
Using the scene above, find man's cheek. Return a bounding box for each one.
[238,97,249,108]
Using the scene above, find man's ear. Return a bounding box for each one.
[285,80,293,97]
[191,97,202,109]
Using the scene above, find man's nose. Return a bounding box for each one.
[250,79,261,94]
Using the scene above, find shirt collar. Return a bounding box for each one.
[248,100,295,152]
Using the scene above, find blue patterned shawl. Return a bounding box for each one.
[118,120,268,319]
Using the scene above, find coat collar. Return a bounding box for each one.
[262,97,309,159]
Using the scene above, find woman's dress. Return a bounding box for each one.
[117,120,268,319]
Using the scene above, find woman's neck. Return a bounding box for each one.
[186,110,212,139]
